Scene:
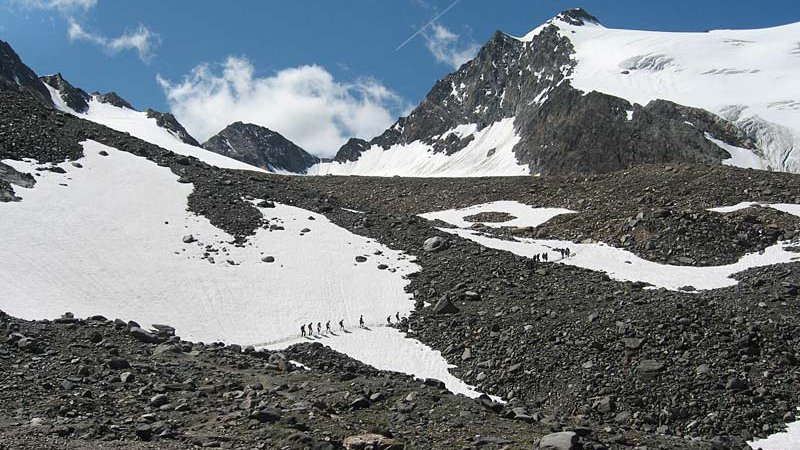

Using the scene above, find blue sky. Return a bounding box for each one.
[2,0,799,154]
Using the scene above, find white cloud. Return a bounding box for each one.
[423,22,479,69]
[67,18,159,62]
[158,56,409,157]
[14,0,159,62]
[14,0,97,12]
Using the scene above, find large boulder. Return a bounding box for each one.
[433,295,460,314]
[343,433,403,450]
[423,236,448,252]
[129,326,165,344]
[539,431,577,449]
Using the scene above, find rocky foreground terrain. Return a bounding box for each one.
[2,90,800,449]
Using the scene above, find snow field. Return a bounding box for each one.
[267,327,492,399]
[307,118,529,177]
[0,141,495,398]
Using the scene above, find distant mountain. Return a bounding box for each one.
[0,39,52,106]
[312,9,798,177]
[202,122,319,173]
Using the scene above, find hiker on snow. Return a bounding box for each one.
[359,315,364,328]
[386,316,391,325]
[300,324,306,337]
[308,322,314,336]
[317,322,322,334]
[326,321,331,333]
[339,319,344,331]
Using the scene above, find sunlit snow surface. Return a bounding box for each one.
[266,327,490,399]
[708,202,800,217]
[421,201,800,291]
[530,19,800,172]
[44,84,263,172]
[419,200,574,228]
[749,419,800,450]
[0,141,490,398]
[308,118,529,177]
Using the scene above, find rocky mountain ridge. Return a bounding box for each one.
[202,122,319,173]
[322,8,772,176]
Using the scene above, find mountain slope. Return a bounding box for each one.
[560,12,800,172]
[314,9,794,177]
[40,75,262,172]
[202,122,319,173]
[0,39,52,106]
[145,108,201,146]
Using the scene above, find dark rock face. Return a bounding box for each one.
[337,10,755,175]
[92,91,135,110]
[145,109,200,146]
[0,39,52,106]
[202,121,319,173]
[333,137,370,163]
[40,73,91,113]
[0,161,35,202]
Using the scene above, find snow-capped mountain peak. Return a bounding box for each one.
[313,8,773,177]
[551,8,602,28]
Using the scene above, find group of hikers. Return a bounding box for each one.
[553,247,571,258]
[525,247,573,269]
[300,312,401,337]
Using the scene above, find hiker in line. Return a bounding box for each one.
[300,324,306,337]
[386,316,391,325]
[543,252,548,262]
[359,315,365,328]
[308,322,314,336]
[326,320,331,333]
[317,322,322,334]
[395,312,400,322]
[339,319,345,331]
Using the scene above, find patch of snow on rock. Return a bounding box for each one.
[421,201,800,291]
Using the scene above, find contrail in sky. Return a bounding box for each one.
[395,0,462,51]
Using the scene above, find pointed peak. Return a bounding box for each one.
[553,8,601,27]
[516,8,602,42]
[92,91,136,110]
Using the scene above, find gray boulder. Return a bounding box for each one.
[433,295,460,314]
[539,431,577,449]
[423,236,447,252]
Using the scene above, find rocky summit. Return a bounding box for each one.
[202,122,320,173]
[1,6,800,450]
